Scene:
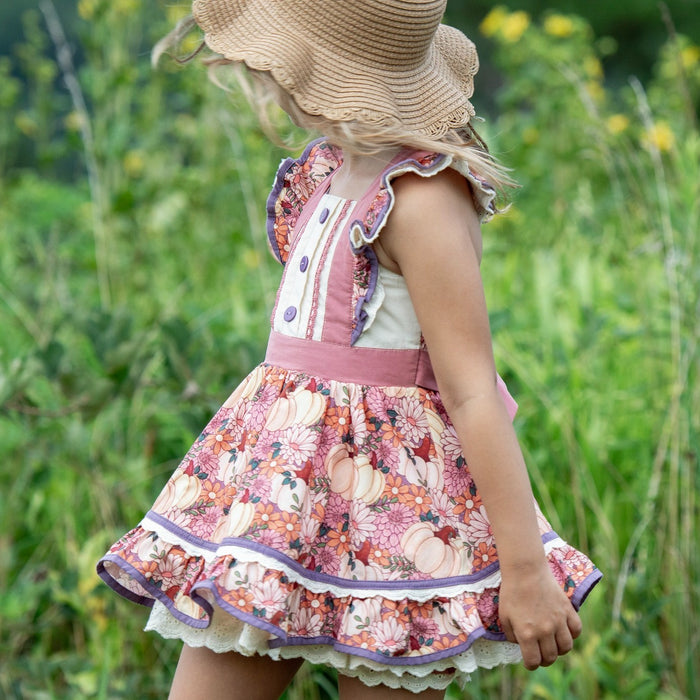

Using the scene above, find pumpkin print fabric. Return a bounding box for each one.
[98,141,601,692]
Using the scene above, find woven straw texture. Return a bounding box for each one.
[192,0,479,137]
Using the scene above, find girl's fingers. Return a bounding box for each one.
[519,637,542,671]
[567,608,583,639]
[555,625,575,655]
[538,635,559,667]
[501,617,517,645]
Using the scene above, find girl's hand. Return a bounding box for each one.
[498,564,582,670]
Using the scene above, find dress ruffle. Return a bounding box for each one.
[98,363,601,689]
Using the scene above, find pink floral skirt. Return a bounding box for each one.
[98,363,601,691]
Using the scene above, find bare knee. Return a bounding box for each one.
[169,645,303,700]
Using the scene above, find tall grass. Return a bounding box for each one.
[0,3,698,698]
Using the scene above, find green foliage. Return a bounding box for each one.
[1,3,698,699]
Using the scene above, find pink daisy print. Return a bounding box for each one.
[253,526,288,551]
[246,473,272,501]
[468,505,494,545]
[374,502,414,550]
[371,616,408,654]
[291,606,324,637]
[348,399,370,445]
[299,513,320,545]
[347,499,377,548]
[476,590,499,625]
[157,552,187,586]
[411,616,440,640]
[251,578,287,611]
[315,422,340,464]
[441,427,464,462]
[429,490,456,525]
[365,388,396,424]
[323,492,350,529]
[247,384,279,424]
[278,424,318,465]
[189,506,221,540]
[195,449,221,475]
[373,436,400,469]
[315,545,340,574]
[443,462,473,499]
[392,397,429,445]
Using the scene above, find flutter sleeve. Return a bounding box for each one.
[265,139,342,265]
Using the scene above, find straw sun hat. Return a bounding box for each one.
[191,0,480,138]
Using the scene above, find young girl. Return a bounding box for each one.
[98,1,601,697]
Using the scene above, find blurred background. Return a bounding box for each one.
[1,1,698,698]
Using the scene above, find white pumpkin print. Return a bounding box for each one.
[153,469,201,512]
[400,522,463,578]
[424,408,446,462]
[269,472,308,512]
[397,450,443,490]
[342,598,382,636]
[224,365,265,406]
[289,388,326,426]
[326,448,385,504]
[135,534,160,562]
[212,500,255,540]
[265,397,297,431]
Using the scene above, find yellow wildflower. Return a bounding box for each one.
[64,110,84,132]
[501,11,531,43]
[480,7,509,38]
[77,0,98,20]
[123,150,145,178]
[643,122,675,153]
[606,114,630,135]
[585,81,605,104]
[584,56,604,80]
[681,46,700,70]
[544,14,575,39]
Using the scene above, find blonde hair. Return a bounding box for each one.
[153,15,515,192]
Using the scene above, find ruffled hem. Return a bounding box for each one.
[99,516,602,675]
[145,600,522,693]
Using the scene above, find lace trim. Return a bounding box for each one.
[146,600,522,693]
[140,514,564,601]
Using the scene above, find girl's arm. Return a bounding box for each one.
[379,168,582,670]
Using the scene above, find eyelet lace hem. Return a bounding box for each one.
[146,600,522,693]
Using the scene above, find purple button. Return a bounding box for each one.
[299,255,309,273]
[283,306,297,322]
[319,207,330,224]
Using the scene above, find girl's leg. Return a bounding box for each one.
[168,644,303,700]
[338,673,446,700]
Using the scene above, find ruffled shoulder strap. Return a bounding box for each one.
[349,150,498,253]
[266,138,342,265]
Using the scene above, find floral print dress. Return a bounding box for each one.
[98,139,601,693]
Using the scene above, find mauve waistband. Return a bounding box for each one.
[264,332,519,420]
[264,331,439,390]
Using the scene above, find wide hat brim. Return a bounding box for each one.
[192,0,479,138]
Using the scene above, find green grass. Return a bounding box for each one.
[1,4,698,699]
